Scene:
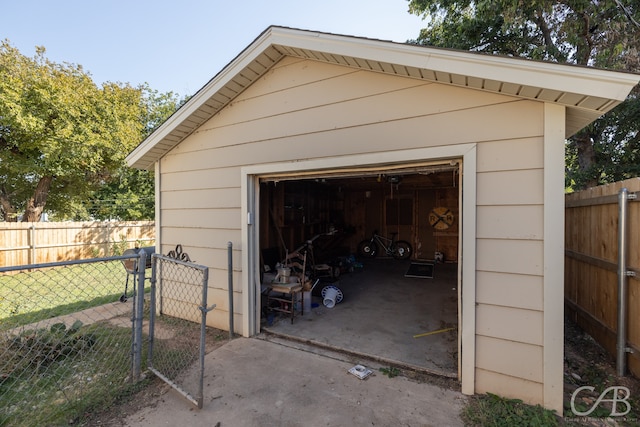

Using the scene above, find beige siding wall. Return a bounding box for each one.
[475,134,545,404]
[158,57,546,401]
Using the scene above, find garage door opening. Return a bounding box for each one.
[257,163,461,378]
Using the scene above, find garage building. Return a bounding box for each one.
[126,26,640,412]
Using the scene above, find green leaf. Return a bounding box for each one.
[0,41,182,221]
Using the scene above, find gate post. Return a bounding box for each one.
[228,241,234,340]
[133,251,147,381]
[617,187,638,376]
[198,267,213,408]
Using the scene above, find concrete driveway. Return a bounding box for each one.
[123,337,467,426]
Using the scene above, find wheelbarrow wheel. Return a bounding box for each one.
[332,265,341,279]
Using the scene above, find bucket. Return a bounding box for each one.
[303,291,311,313]
[323,287,339,308]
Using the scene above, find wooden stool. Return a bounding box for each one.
[266,282,303,324]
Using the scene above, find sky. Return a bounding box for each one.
[2,0,427,97]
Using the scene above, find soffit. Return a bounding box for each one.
[126,26,640,170]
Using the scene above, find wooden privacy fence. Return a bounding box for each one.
[565,177,640,376]
[0,221,155,267]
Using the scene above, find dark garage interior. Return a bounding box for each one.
[259,164,461,377]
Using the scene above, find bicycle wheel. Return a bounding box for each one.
[392,241,412,260]
[357,240,378,258]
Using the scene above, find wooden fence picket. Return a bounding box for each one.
[0,221,154,267]
[565,177,640,377]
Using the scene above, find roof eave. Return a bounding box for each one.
[126,27,285,170]
[126,26,640,170]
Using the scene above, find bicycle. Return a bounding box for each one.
[357,231,412,260]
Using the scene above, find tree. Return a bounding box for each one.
[83,87,184,221]
[407,0,640,190]
[85,167,155,221]
[0,40,145,221]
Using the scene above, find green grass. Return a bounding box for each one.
[379,366,401,378]
[1,262,150,329]
[1,321,144,427]
[0,261,152,426]
[462,393,559,427]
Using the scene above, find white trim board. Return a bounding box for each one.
[241,143,477,393]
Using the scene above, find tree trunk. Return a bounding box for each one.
[574,130,598,189]
[22,176,54,222]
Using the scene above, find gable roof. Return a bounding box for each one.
[126,26,640,170]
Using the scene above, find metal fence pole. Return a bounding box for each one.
[617,188,630,376]
[148,254,157,368]
[132,251,146,381]
[228,241,234,340]
[198,266,213,409]
[106,221,111,256]
[29,223,36,265]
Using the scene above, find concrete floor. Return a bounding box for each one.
[123,338,467,426]
[262,259,459,377]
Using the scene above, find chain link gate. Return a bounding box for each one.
[147,254,213,408]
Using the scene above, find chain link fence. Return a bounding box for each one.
[147,254,211,408]
[0,255,145,427]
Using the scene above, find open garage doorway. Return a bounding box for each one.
[257,162,461,378]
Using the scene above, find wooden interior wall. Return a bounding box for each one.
[432,187,460,262]
[260,181,351,265]
[565,178,640,377]
[381,185,413,250]
[416,190,437,259]
[260,173,459,264]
